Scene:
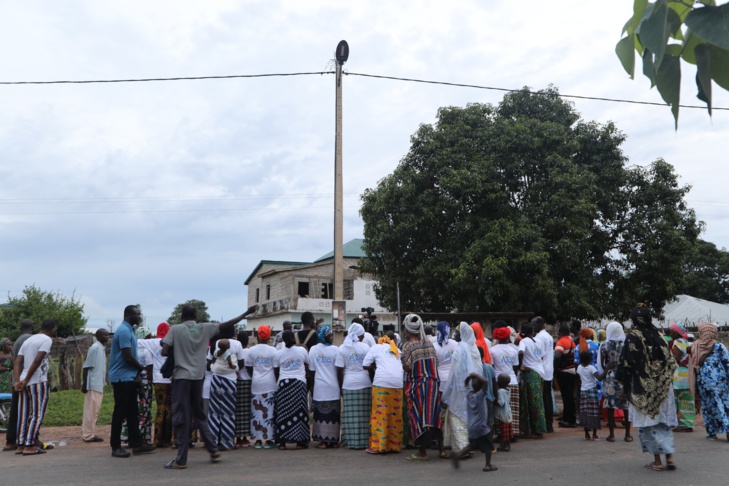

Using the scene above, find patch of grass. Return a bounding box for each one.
[44,386,157,427]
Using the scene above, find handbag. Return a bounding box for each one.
[160,346,175,379]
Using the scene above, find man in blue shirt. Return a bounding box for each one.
[109,305,156,458]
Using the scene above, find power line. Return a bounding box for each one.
[0,205,360,215]
[0,193,361,204]
[345,72,729,111]
[0,71,334,85]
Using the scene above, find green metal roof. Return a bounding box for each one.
[314,238,365,262]
[244,260,310,285]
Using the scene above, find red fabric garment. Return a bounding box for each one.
[471,323,492,364]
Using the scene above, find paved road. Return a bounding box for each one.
[2,425,728,485]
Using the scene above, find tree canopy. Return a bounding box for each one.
[679,239,729,302]
[167,299,211,324]
[359,87,702,321]
[0,284,87,339]
[616,0,729,127]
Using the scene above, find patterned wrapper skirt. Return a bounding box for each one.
[405,377,441,441]
[274,378,310,444]
[638,423,675,455]
[312,399,341,443]
[520,370,546,436]
[153,383,173,447]
[674,388,696,428]
[496,384,520,440]
[443,410,469,452]
[579,386,601,430]
[369,386,403,453]
[209,374,237,449]
[121,374,153,444]
[250,392,276,442]
[236,378,252,437]
[342,388,371,450]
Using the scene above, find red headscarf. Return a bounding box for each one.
[471,323,492,364]
[156,322,170,339]
[579,327,594,353]
[493,327,511,341]
[257,325,271,342]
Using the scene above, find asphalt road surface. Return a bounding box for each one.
[2,425,728,485]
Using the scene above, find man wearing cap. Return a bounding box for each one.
[161,304,257,470]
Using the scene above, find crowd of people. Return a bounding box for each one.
[2,304,729,474]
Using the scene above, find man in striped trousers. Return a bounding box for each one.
[13,319,55,456]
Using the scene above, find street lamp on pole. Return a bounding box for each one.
[333,40,348,304]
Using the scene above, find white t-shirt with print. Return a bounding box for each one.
[578,364,598,391]
[309,343,340,401]
[246,344,277,394]
[518,338,545,378]
[18,333,53,385]
[362,343,403,389]
[434,340,459,385]
[274,345,308,384]
[490,343,519,385]
[335,342,372,390]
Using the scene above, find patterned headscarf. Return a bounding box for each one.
[318,326,333,346]
[0,337,11,349]
[378,335,399,358]
[669,322,688,341]
[597,329,606,342]
[688,322,718,395]
[436,321,450,346]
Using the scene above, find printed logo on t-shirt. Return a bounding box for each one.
[442,350,454,363]
[498,354,515,367]
[254,355,273,367]
[281,357,303,371]
[315,353,334,366]
[347,351,364,364]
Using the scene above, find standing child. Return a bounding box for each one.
[577,350,612,441]
[451,372,497,472]
[494,374,513,451]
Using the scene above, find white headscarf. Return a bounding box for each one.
[403,313,426,342]
[343,323,365,349]
[597,321,626,374]
[441,322,482,422]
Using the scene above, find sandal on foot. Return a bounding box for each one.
[666,462,677,471]
[22,448,46,455]
[278,445,287,450]
[624,436,634,442]
[210,451,221,463]
[365,448,379,455]
[438,451,449,459]
[606,436,615,442]
[483,465,498,472]
[164,460,188,469]
[592,437,601,441]
[496,445,510,452]
[406,454,429,461]
[644,462,664,471]
[707,435,718,440]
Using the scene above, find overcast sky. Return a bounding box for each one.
[1,1,727,330]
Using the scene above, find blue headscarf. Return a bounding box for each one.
[436,321,450,346]
[318,326,333,346]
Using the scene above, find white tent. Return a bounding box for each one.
[659,294,729,328]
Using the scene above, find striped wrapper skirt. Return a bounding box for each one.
[312,399,341,443]
[235,378,252,437]
[405,377,441,440]
[342,388,371,449]
[209,374,237,449]
[274,378,310,444]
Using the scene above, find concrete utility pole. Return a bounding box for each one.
[333,40,349,302]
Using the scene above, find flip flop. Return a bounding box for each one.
[365,448,380,455]
[666,463,677,471]
[210,451,221,463]
[644,462,664,471]
[624,436,634,442]
[22,448,46,455]
[483,465,498,472]
[406,454,429,461]
[164,460,188,469]
[606,436,615,442]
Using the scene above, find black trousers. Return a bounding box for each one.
[172,379,216,466]
[555,371,577,425]
[111,381,141,449]
[542,379,554,431]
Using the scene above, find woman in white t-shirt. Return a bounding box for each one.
[490,325,521,442]
[208,332,244,451]
[309,326,341,448]
[235,331,253,448]
[245,325,277,449]
[273,330,310,450]
[335,323,372,450]
[362,333,404,454]
[517,322,547,438]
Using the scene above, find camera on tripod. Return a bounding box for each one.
[361,307,379,336]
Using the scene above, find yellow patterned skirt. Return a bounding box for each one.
[368,386,403,452]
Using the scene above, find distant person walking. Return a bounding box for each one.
[82,329,109,443]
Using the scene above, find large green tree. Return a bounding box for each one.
[359,87,702,321]
[0,284,87,338]
[167,299,211,324]
[678,239,729,302]
[616,0,729,127]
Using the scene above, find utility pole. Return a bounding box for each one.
[333,40,349,303]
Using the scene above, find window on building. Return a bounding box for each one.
[320,282,333,299]
[344,280,354,300]
[297,281,310,297]
[266,284,271,300]
[255,288,260,303]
